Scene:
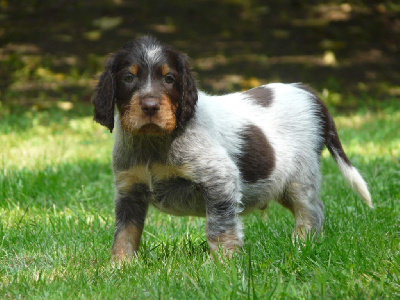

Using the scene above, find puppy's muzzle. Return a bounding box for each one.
[140,98,160,116]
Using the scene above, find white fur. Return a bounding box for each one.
[189,83,370,211]
[334,150,373,208]
[114,83,371,214]
[142,45,162,94]
[194,84,323,201]
[144,44,162,65]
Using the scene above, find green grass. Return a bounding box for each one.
[0,101,399,299]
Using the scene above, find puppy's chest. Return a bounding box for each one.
[115,163,190,191]
[115,163,206,216]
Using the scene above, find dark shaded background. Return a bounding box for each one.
[1,0,399,110]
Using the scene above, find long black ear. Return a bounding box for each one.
[91,56,116,132]
[177,53,198,127]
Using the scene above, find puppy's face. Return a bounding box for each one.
[92,36,198,134]
[115,49,181,135]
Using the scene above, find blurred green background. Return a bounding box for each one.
[0,0,399,111]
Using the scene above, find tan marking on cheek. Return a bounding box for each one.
[161,64,170,76]
[157,94,177,133]
[129,64,139,75]
[112,224,143,260]
[120,93,144,133]
[150,163,192,181]
[115,165,150,193]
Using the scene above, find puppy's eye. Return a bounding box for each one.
[124,75,134,83]
[164,74,175,84]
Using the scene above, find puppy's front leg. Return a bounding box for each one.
[205,197,244,255]
[199,165,243,255]
[173,138,244,256]
[111,184,149,261]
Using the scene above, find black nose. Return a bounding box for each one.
[141,99,160,116]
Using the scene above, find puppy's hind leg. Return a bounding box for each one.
[279,178,324,241]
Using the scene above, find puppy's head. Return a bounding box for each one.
[92,36,198,134]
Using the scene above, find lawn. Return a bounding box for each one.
[0,100,399,299]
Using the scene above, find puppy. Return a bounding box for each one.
[91,36,372,260]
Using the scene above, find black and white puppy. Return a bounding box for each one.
[92,36,372,260]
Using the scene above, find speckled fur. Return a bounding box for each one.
[91,36,372,260]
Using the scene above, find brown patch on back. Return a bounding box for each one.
[112,224,143,260]
[238,124,275,183]
[161,64,170,76]
[244,86,274,107]
[129,64,139,75]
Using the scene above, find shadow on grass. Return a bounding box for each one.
[1,0,399,108]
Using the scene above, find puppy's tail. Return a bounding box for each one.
[295,84,372,207]
[324,113,373,208]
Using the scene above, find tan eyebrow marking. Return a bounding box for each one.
[161,64,170,76]
[129,64,139,75]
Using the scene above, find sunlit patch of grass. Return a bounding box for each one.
[334,109,400,130]
[1,107,112,170]
[321,103,400,160]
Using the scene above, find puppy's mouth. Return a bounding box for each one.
[138,123,167,135]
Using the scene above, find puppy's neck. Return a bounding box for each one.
[114,112,190,166]
[125,131,173,163]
